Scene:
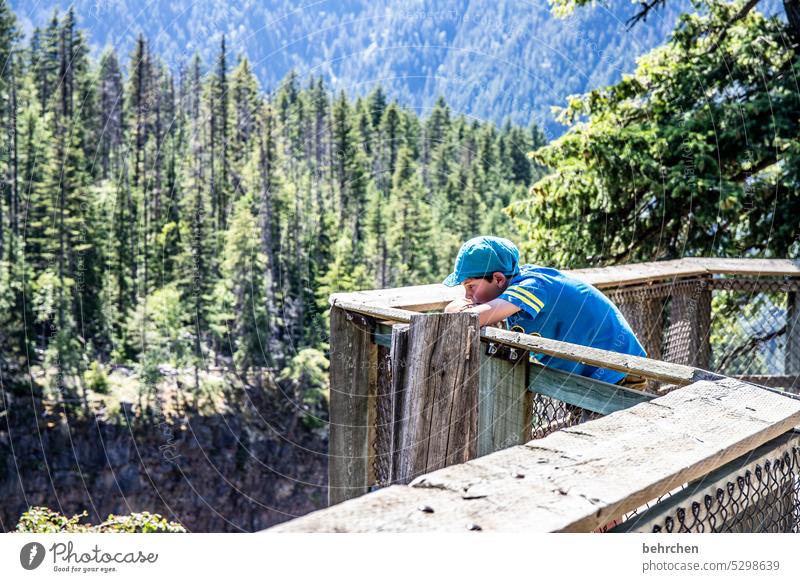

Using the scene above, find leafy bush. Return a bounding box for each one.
[84,361,111,394]
[278,348,329,429]
[15,506,186,533]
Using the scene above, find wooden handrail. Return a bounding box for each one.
[329,298,720,386]
[329,258,800,312]
[267,377,800,532]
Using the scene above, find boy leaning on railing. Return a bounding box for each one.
[442,235,648,391]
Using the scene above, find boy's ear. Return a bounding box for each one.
[492,272,507,286]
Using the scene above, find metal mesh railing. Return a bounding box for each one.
[707,277,798,382]
[530,392,602,439]
[531,393,580,439]
[608,432,800,533]
[605,275,800,393]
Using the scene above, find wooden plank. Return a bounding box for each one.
[689,257,800,277]
[394,312,481,484]
[269,378,800,532]
[328,260,800,313]
[328,306,375,505]
[388,325,411,483]
[478,347,532,457]
[612,431,800,532]
[585,259,799,288]
[481,326,722,386]
[330,298,416,324]
[267,484,491,532]
[330,283,462,312]
[528,363,654,415]
[570,259,703,289]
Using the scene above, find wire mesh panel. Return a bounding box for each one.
[604,275,800,393]
[524,353,609,439]
[708,278,799,387]
[530,392,586,439]
[609,431,800,533]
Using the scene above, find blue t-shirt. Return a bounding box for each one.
[499,264,647,385]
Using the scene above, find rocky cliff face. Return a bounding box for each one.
[0,385,328,532]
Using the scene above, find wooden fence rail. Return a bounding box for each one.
[269,378,800,532]
[308,259,800,531]
[319,258,800,526]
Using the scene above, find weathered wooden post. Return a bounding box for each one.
[328,305,377,505]
[477,343,532,456]
[392,312,480,484]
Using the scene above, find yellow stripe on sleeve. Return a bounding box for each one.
[504,290,541,313]
[508,285,545,309]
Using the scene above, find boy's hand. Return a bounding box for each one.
[444,298,475,313]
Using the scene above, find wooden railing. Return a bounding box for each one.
[331,257,800,390]
[269,378,800,532]
[266,258,800,532]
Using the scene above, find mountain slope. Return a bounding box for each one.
[10,0,783,136]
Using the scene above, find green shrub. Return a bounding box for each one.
[84,361,110,394]
[15,506,186,533]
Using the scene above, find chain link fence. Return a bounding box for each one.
[606,275,800,393]
[608,432,800,533]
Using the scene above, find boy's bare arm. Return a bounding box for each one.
[448,298,520,327]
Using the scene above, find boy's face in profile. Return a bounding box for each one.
[463,272,508,304]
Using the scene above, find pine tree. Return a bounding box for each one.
[331,91,368,251]
[109,158,136,349]
[367,86,387,129]
[0,0,26,387]
[212,194,270,371]
[377,102,402,193]
[30,12,60,115]
[386,147,433,286]
[422,96,450,190]
[230,56,261,168]
[97,48,125,179]
[126,34,151,304]
[209,35,231,231]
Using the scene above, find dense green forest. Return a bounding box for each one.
[0,1,546,411]
[1,0,798,415]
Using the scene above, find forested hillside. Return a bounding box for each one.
[2,0,798,532]
[10,0,699,138]
[0,1,546,407]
